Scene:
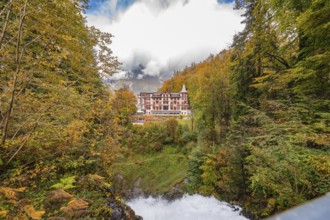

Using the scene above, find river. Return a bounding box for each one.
[127,194,248,220]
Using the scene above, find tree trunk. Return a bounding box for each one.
[1,0,28,147]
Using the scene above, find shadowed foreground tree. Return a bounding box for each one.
[0,1,141,219]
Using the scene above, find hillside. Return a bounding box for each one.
[159,0,330,218]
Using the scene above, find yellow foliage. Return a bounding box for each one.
[0,210,9,216]
[16,187,27,192]
[0,187,25,200]
[86,174,111,189]
[67,120,89,145]
[67,198,89,210]
[88,174,104,181]
[23,205,45,220]
[261,198,277,217]
[0,188,16,200]
[6,199,17,205]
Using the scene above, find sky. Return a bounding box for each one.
[86,0,244,84]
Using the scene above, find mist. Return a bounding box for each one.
[127,194,248,220]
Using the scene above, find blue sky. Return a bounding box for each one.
[88,0,134,12]
[88,0,234,13]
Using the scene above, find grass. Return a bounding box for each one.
[112,145,188,195]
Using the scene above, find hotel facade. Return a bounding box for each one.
[138,85,191,115]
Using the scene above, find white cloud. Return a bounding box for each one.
[87,0,244,80]
[143,60,161,77]
[107,70,127,80]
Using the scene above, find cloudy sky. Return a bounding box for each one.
[86,0,244,82]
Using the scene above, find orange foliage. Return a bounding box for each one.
[23,205,45,220]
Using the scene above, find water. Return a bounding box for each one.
[127,194,248,220]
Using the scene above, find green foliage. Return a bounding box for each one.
[112,88,138,125]
[51,176,76,190]
[0,0,134,219]
[186,146,206,193]
[127,123,167,152]
[127,119,196,153]
[199,154,221,196]
[160,1,330,218]
[0,0,328,219]
[165,118,179,143]
[112,145,188,196]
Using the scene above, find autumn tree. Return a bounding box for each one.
[0,1,126,218]
[112,88,137,125]
[160,1,329,217]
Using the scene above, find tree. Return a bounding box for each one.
[165,118,178,143]
[112,88,137,125]
[0,0,121,167]
[159,1,330,217]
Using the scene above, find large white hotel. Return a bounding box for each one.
[138,84,191,115]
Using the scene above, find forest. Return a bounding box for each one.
[0,0,329,219]
[160,0,330,218]
[0,0,139,219]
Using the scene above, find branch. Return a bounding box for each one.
[5,119,39,166]
[0,0,13,17]
[4,104,50,159]
[1,0,29,147]
[0,0,12,50]
[10,104,50,143]
[265,52,290,69]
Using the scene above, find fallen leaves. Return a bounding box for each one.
[0,187,26,200]
[67,198,89,210]
[23,205,45,220]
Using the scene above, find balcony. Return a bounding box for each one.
[150,110,181,115]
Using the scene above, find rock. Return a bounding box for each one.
[59,207,73,216]
[163,183,184,201]
[111,207,124,219]
[60,198,90,218]
[46,189,73,205]
[107,197,143,220]
[71,209,91,218]
[122,204,143,220]
[66,198,89,210]
[112,174,128,197]
[131,177,143,198]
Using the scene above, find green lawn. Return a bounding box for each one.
[112,146,188,195]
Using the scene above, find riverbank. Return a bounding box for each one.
[112,145,189,199]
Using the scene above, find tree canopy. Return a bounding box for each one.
[160,0,330,217]
[0,1,136,219]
